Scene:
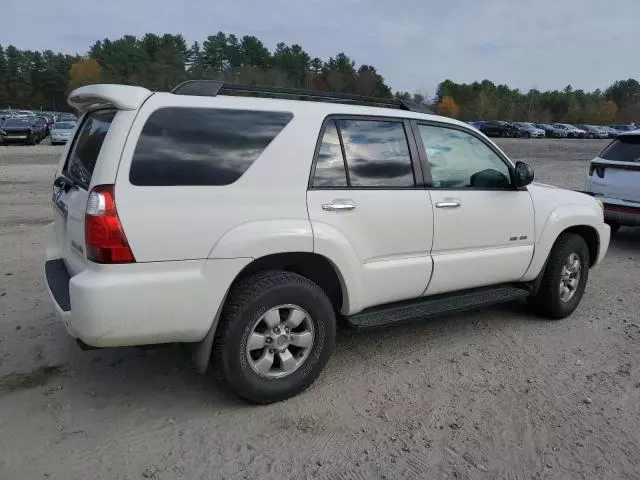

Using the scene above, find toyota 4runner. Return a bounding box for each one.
[45,81,610,404]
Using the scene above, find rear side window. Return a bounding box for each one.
[63,109,116,189]
[600,135,640,162]
[312,121,348,187]
[311,118,415,188]
[130,108,293,186]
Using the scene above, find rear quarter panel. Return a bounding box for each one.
[114,94,319,262]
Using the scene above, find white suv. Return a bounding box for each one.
[585,130,640,234]
[45,81,610,403]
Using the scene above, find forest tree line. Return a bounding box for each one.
[0,32,638,124]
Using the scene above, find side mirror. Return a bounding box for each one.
[514,161,534,187]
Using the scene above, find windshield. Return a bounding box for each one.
[4,119,29,127]
[53,122,75,130]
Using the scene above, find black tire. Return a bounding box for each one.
[607,222,621,236]
[213,270,336,404]
[528,233,590,319]
[525,132,531,138]
[501,130,508,138]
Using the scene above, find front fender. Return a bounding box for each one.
[208,219,314,259]
[522,204,607,281]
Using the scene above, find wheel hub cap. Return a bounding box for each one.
[559,253,582,303]
[246,304,315,379]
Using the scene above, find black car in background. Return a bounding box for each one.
[479,120,520,137]
[535,124,567,138]
[0,117,44,145]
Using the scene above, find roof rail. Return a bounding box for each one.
[170,80,432,114]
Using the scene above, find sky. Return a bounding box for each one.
[2,0,637,97]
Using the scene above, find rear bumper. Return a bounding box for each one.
[43,222,251,347]
[603,202,640,227]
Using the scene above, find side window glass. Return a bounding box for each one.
[418,125,511,189]
[338,119,414,187]
[312,121,348,187]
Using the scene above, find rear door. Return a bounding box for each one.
[307,116,434,313]
[52,110,117,274]
[587,134,640,203]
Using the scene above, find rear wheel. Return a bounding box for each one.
[528,233,590,319]
[213,270,336,404]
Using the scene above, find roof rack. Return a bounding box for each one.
[170,80,432,114]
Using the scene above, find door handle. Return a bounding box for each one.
[322,201,356,211]
[435,201,461,208]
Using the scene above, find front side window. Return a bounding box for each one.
[130,108,293,186]
[63,109,116,189]
[337,119,414,187]
[312,121,348,187]
[418,124,512,189]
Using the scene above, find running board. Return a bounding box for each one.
[345,284,531,330]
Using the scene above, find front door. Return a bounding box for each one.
[414,122,535,296]
[307,117,434,314]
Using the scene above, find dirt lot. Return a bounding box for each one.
[1,139,639,480]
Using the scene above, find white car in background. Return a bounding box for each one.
[585,130,640,234]
[50,121,76,145]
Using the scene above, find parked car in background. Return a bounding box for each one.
[50,121,76,145]
[32,117,48,141]
[577,125,608,139]
[0,117,44,144]
[36,115,53,136]
[585,130,640,235]
[479,120,519,137]
[553,123,586,138]
[513,122,545,138]
[599,126,619,139]
[609,124,637,134]
[535,124,567,138]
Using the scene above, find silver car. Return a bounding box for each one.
[50,121,76,145]
[585,130,640,234]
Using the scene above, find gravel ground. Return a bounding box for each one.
[1,139,639,480]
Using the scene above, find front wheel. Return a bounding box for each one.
[213,270,336,404]
[528,233,590,319]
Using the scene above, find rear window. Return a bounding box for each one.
[600,135,640,163]
[63,110,116,189]
[129,107,293,186]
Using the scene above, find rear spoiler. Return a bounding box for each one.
[68,84,153,115]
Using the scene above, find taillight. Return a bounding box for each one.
[85,185,135,264]
[588,164,606,178]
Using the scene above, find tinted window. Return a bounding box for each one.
[312,121,348,187]
[418,124,511,189]
[54,122,75,130]
[600,135,640,162]
[130,108,292,186]
[63,110,116,189]
[337,119,414,187]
